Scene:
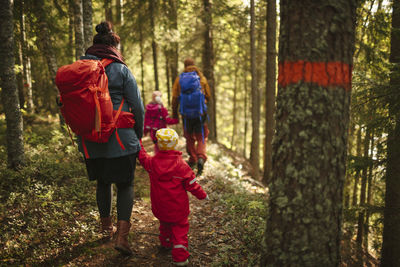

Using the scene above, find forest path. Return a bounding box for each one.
[62,137,238,267]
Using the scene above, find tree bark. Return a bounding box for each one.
[68,0,75,61]
[170,0,178,97]
[250,0,260,178]
[82,0,93,51]
[263,0,277,185]
[364,127,375,252]
[19,0,33,113]
[150,0,159,92]
[202,0,216,141]
[0,0,25,169]
[231,65,238,150]
[356,127,371,265]
[139,26,145,104]
[263,0,356,265]
[73,0,85,60]
[244,66,248,158]
[352,127,362,207]
[164,48,171,102]
[104,0,113,23]
[16,33,25,110]
[165,0,178,106]
[381,0,400,265]
[115,0,123,52]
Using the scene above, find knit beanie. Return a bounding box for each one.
[156,128,179,151]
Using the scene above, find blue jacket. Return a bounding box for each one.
[77,55,144,158]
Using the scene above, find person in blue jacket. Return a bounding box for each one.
[78,21,144,255]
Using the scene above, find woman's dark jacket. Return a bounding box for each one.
[77,54,144,158]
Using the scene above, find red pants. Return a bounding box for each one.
[184,124,209,163]
[159,217,190,262]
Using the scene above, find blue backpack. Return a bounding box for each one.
[179,71,207,143]
[179,71,207,119]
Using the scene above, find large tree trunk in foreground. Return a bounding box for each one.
[381,0,400,266]
[0,0,25,169]
[263,0,356,266]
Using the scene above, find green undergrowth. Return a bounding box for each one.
[0,115,144,265]
[0,116,268,266]
[205,144,267,266]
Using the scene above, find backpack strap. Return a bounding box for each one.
[114,98,126,151]
[100,58,127,151]
[81,137,90,159]
[100,58,114,68]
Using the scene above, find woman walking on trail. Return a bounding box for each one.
[79,21,144,255]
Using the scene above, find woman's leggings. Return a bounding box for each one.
[96,180,134,221]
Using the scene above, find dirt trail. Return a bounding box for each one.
[65,137,227,266]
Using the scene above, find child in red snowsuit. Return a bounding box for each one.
[138,128,208,266]
[144,91,178,153]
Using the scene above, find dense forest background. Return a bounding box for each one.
[1,0,400,266]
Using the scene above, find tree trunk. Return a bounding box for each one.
[166,0,178,106]
[381,0,400,265]
[202,0,216,141]
[231,65,238,150]
[263,0,277,185]
[164,48,171,102]
[139,26,145,104]
[16,35,25,110]
[263,0,356,265]
[104,0,113,23]
[33,0,58,83]
[364,128,375,252]
[115,0,123,52]
[82,0,93,51]
[68,0,75,61]
[356,127,371,265]
[150,0,159,92]
[19,0,34,113]
[73,0,85,60]
[0,0,25,169]
[250,0,260,178]
[170,0,178,99]
[352,127,362,207]
[115,0,122,26]
[244,66,248,158]
[344,121,356,209]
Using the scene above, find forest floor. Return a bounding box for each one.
[0,114,266,266]
[54,137,266,267]
[0,116,380,266]
[59,137,263,267]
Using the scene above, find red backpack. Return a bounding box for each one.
[55,58,135,158]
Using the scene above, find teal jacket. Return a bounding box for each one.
[77,55,144,158]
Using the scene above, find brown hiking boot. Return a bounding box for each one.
[100,217,116,240]
[114,220,133,255]
[197,158,205,176]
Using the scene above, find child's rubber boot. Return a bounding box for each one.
[173,259,189,266]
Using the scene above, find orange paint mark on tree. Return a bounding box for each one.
[278,61,352,91]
